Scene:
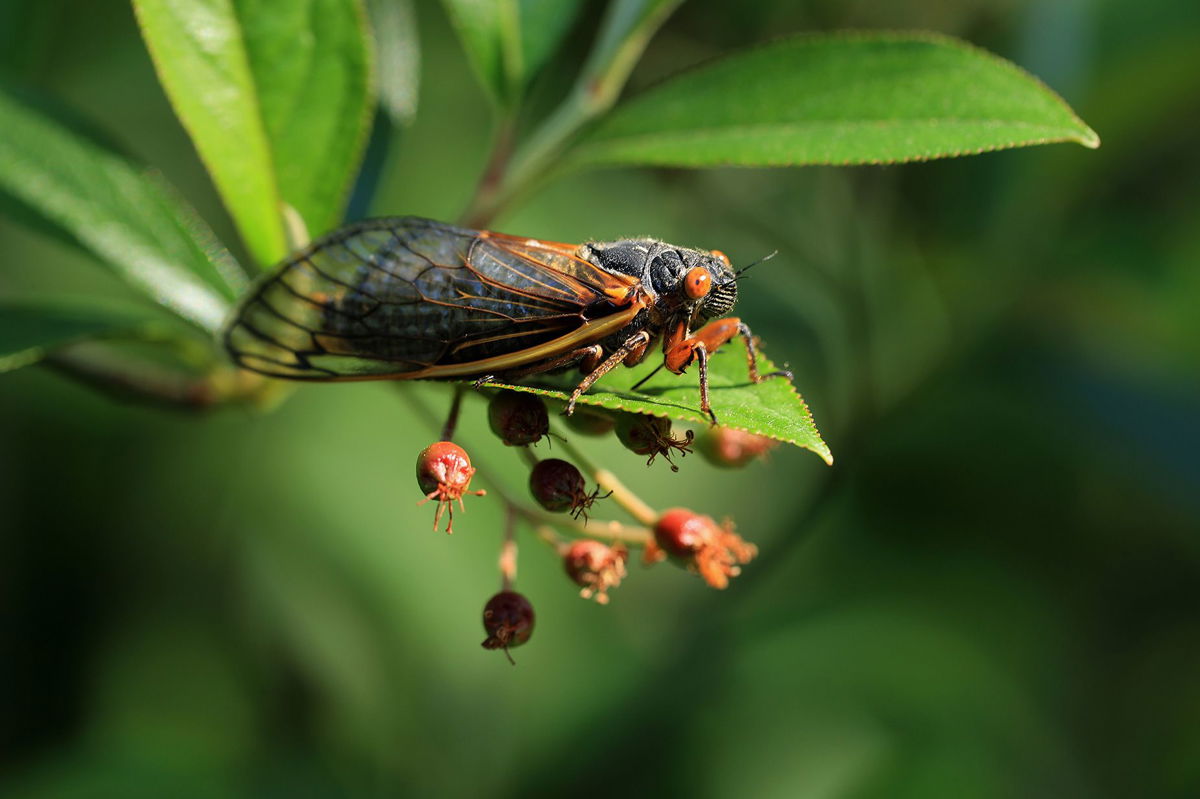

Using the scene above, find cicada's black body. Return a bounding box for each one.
[224,217,782,418]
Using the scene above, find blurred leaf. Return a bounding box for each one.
[440,0,584,107]
[133,0,374,265]
[369,0,420,125]
[566,32,1100,169]
[0,87,241,332]
[0,297,164,372]
[484,350,833,464]
[517,0,585,82]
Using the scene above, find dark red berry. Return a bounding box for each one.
[562,407,616,437]
[481,590,534,663]
[563,540,627,604]
[529,458,609,520]
[615,413,694,472]
[488,391,549,446]
[698,426,778,469]
[416,441,485,534]
[653,508,757,590]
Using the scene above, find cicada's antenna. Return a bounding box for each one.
[734,250,778,279]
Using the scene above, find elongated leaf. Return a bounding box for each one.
[0,297,165,372]
[440,0,583,106]
[0,87,241,332]
[133,0,287,266]
[369,0,420,125]
[567,32,1099,169]
[483,350,832,464]
[133,0,373,265]
[237,0,374,236]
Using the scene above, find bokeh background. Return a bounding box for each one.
[3,0,1199,796]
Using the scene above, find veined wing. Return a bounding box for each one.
[223,217,643,380]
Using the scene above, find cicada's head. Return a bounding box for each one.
[651,245,739,320]
[583,239,739,319]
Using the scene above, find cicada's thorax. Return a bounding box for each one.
[579,238,739,357]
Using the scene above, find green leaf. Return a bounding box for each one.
[133,0,374,264]
[566,31,1100,170]
[440,0,584,107]
[368,0,420,125]
[237,0,374,236]
[0,297,165,373]
[517,0,585,82]
[483,350,833,465]
[133,0,287,266]
[0,86,242,332]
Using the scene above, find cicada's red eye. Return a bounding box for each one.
[684,266,711,299]
[710,249,731,267]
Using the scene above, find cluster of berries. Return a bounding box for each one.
[414,389,777,663]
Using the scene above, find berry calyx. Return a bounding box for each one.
[615,413,694,472]
[481,590,535,664]
[488,391,549,446]
[698,426,778,469]
[416,441,485,534]
[653,508,757,589]
[563,540,628,604]
[529,458,610,520]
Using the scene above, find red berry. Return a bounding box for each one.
[416,441,485,534]
[481,590,534,663]
[562,407,616,437]
[488,391,549,446]
[614,414,694,472]
[653,508,757,590]
[653,508,714,559]
[563,540,628,604]
[529,458,609,520]
[698,426,778,469]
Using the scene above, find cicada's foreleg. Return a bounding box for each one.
[663,318,791,424]
[565,332,652,416]
[734,321,792,384]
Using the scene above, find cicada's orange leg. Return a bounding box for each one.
[565,331,652,416]
[663,318,791,424]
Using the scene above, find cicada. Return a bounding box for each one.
[223,217,789,421]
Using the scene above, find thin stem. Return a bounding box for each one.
[461,0,683,227]
[499,507,517,591]
[460,117,518,229]
[441,385,465,441]
[536,524,568,555]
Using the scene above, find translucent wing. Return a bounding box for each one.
[223,217,644,380]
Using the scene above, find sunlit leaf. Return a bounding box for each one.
[482,350,833,464]
[0,86,241,332]
[237,0,374,236]
[567,32,1099,170]
[133,0,374,264]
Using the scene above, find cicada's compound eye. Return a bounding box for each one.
[683,266,712,300]
[710,249,732,268]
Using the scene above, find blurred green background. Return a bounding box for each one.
[2,0,1199,797]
